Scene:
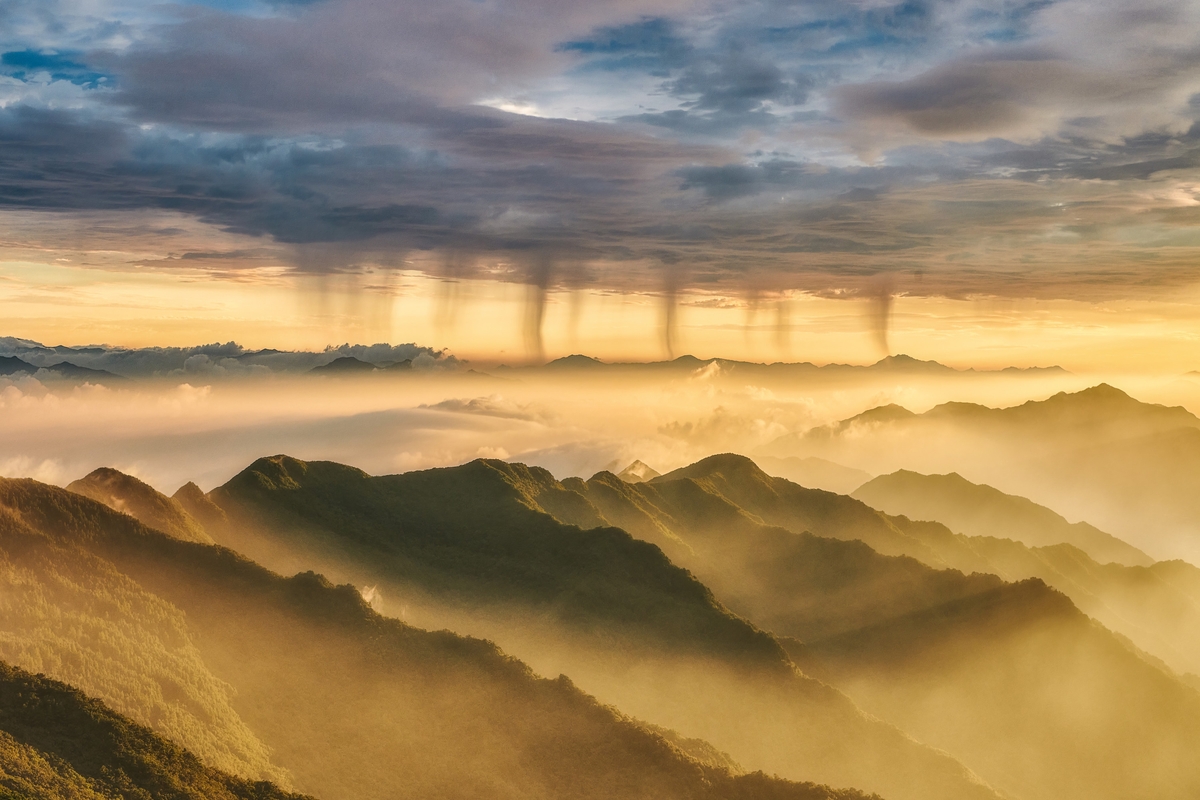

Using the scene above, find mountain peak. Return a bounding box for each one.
[544,354,604,368]
[67,468,212,544]
[309,356,377,374]
[870,354,956,372]
[230,454,370,492]
[655,453,767,484]
[617,460,661,483]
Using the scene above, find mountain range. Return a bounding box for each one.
[3,423,1200,800]
[83,451,1200,800]
[0,476,865,800]
[760,383,1200,560]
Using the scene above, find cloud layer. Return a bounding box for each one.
[3,0,1200,303]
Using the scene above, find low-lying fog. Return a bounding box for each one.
[4,358,1194,491]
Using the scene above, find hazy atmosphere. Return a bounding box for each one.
[2,1,1200,800]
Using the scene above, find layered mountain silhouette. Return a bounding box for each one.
[144,451,1200,800]
[761,384,1200,560]
[532,353,1065,377]
[0,355,124,384]
[854,470,1150,566]
[0,660,311,800]
[853,469,1200,677]
[564,455,1200,800]
[190,455,997,800]
[753,456,873,495]
[0,476,872,800]
[69,467,213,544]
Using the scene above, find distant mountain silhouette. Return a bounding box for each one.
[514,354,1067,376]
[0,355,124,383]
[0,660,310,800]
[309,356,377,373]
[752,456,872,495]
[854,470,1149,566]
[0,355,35,375]
[760,384,1200,560]
[560,454,1200,800]
[39,360,127,383]
[851,470,1200,677]
[0,476,878,800]
[544,354,605,369]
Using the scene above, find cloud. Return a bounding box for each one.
[0,336,454,378]
[422,395,554,422]
[3,0,1200,303]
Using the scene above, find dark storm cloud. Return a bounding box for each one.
[0,105,730,266]
[3,0,1200,301]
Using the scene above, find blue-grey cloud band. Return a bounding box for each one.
[2,0,1200,310]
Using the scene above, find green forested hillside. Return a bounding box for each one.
[0,660,311,800]
[49,453,1200,800]
[0,491,285,783]
[0,475,884,800]
[67,468,212,544]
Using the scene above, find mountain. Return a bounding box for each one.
[197,455,1000,800]
[0,356,35,376]
[39,361,127,383]
[544,354,605,369]
[617,460,661,483]
[0,660,311,800]
[556,454,1200,800]
[184,452,1200,800]
[0,355,125,383]
[0,475,876,800]
[760,384,1200,560]
[508,353,1066,378]
[68,468,213,544]
[753,456,872,495]
[565,458,1002,643]
[308,356,377,374]
[173,480,229,530]
[850,470,1200,677]
[790,578,1200,800]
[853,470,1150,566]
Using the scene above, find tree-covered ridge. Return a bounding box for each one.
[0,475,885,800]
[67,468,212,545]
[203,450,1200,800]
[0,490,285,783]
[209,455,787,666]
[853,470,1150,566]
[197,456,1003,800]
[0,660,311,800]
[792,577,1200,800]
[559,455,1200,800]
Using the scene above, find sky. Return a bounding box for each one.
[5,0,1200,367]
